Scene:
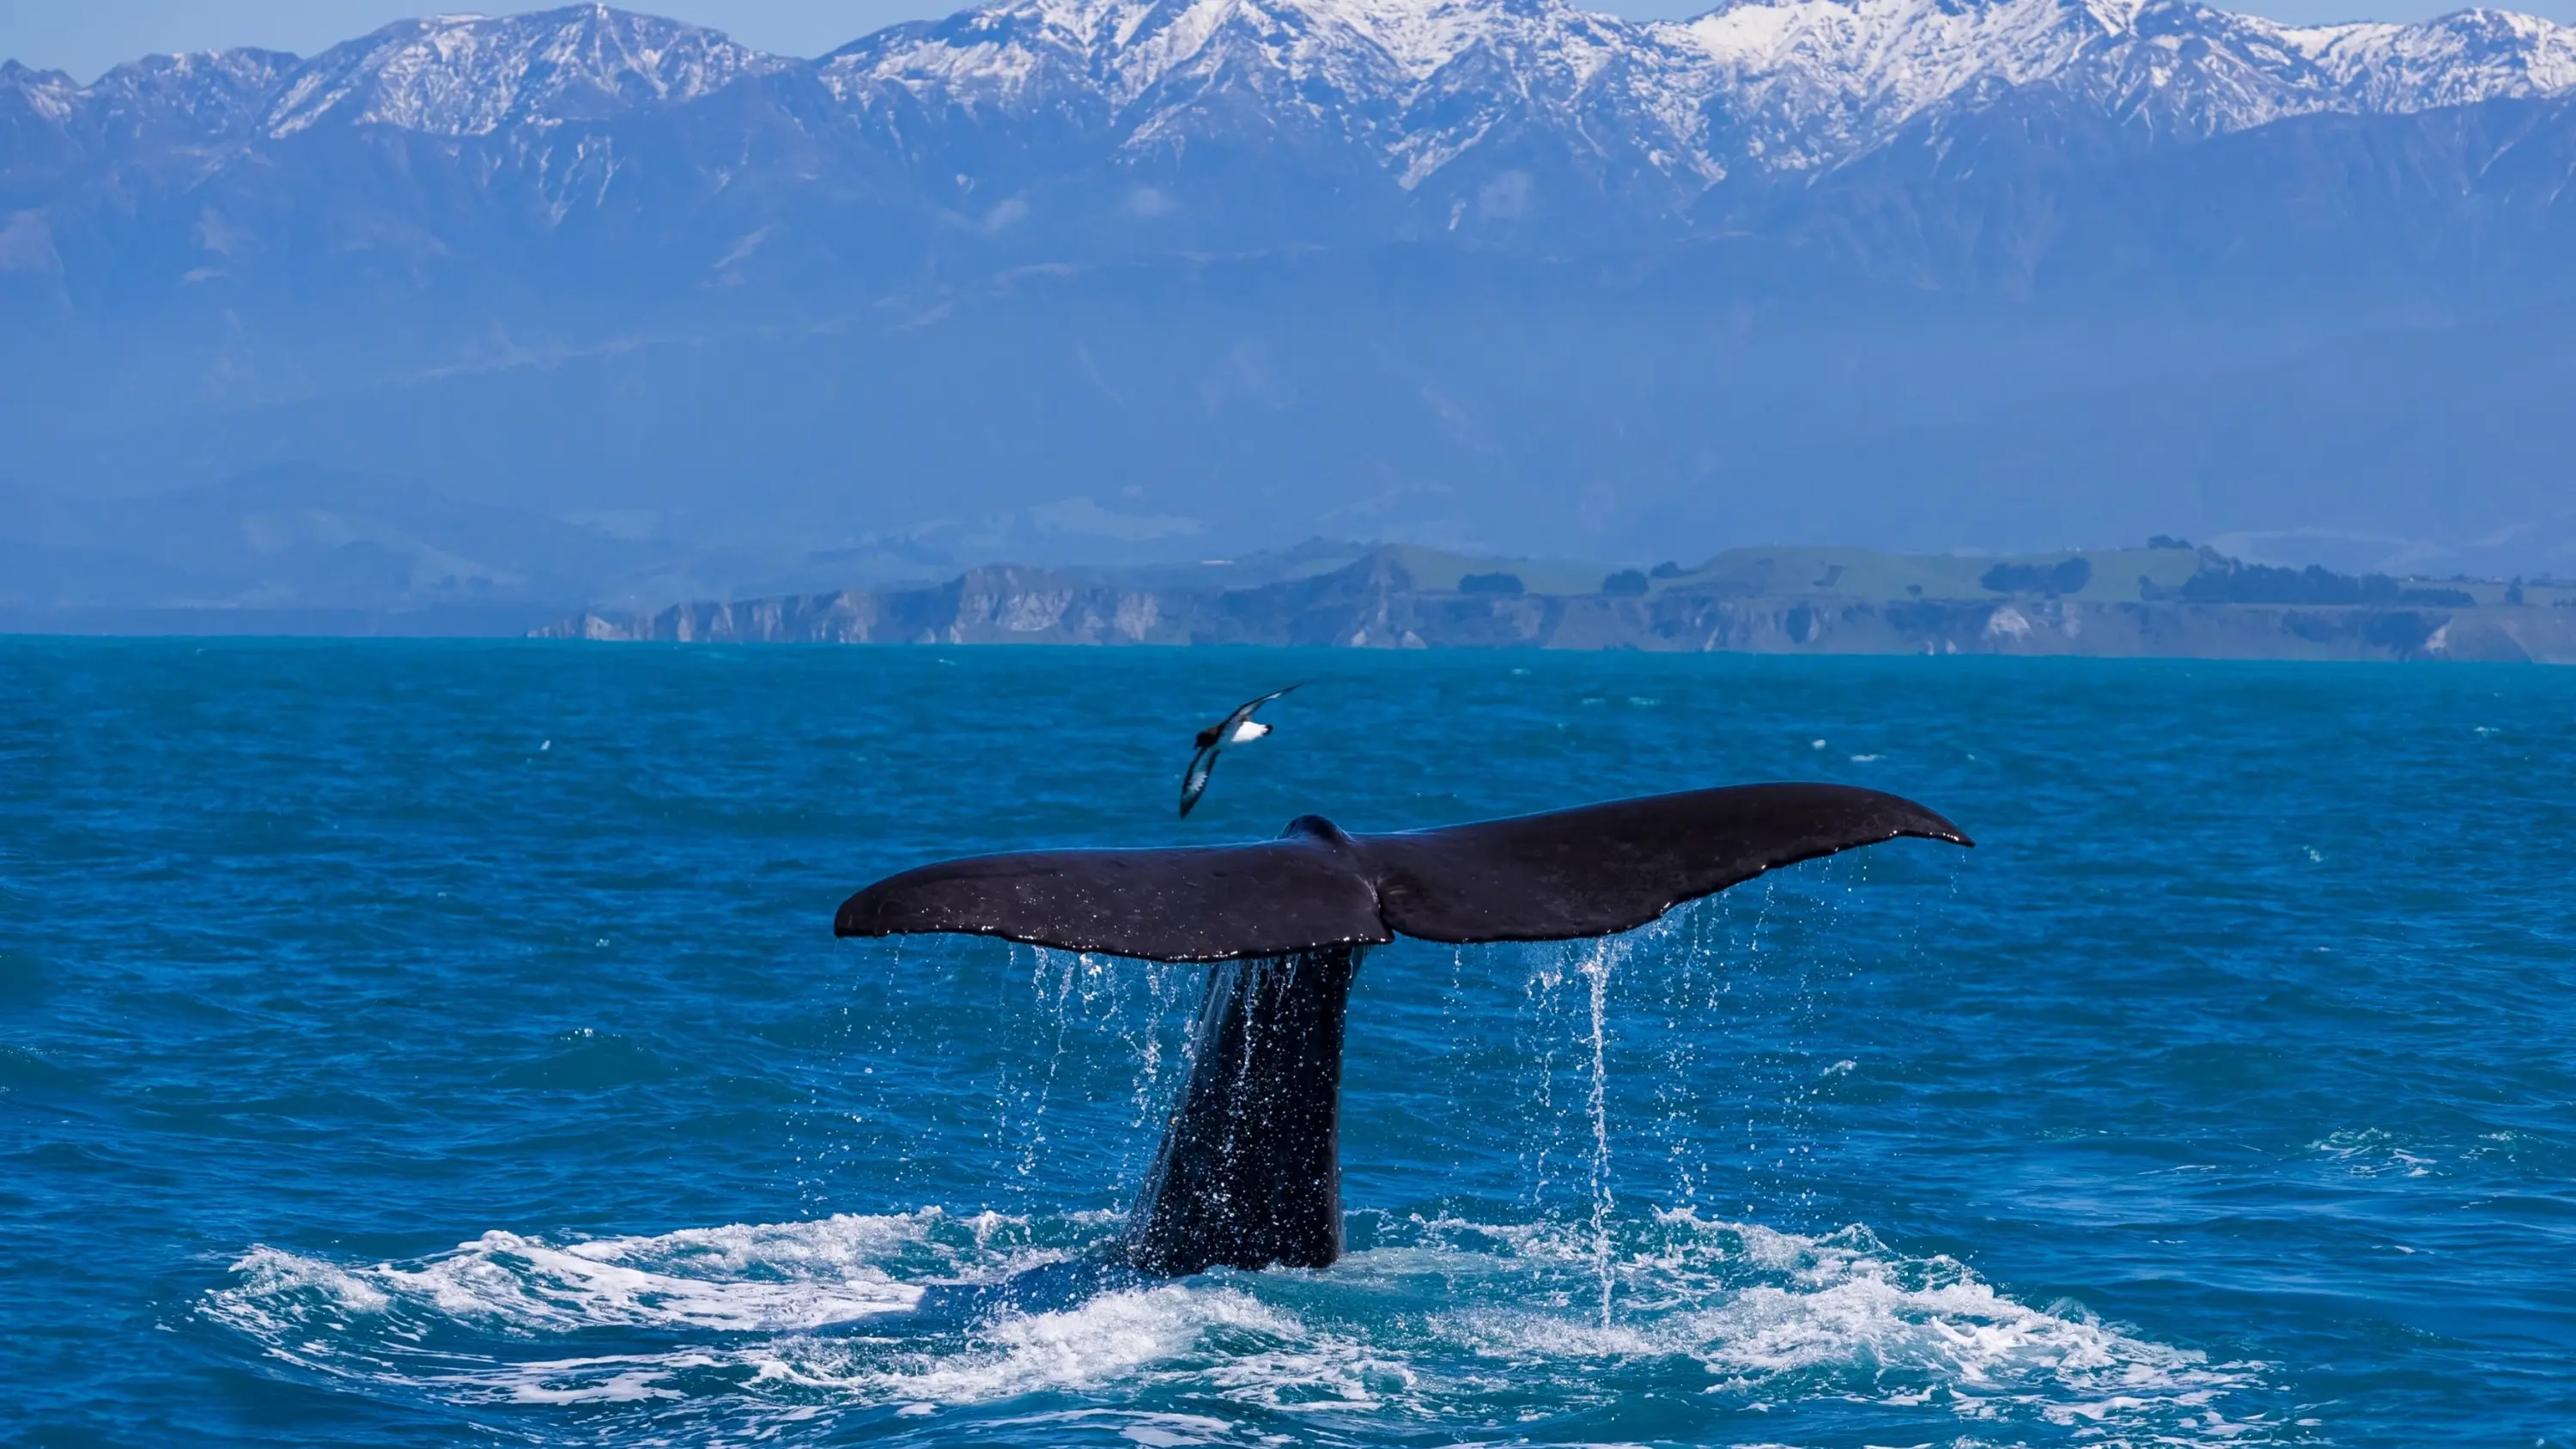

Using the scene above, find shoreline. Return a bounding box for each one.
[533,548,2576,665]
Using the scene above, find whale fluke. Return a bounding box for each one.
[835,783,1969,962]
[833,782,1969,1278]
[834,817,1384,963]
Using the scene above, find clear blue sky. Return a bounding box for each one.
[5,0,2564,82]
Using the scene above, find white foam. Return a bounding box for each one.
[206,1206,2275,1441]
[1358,1213,2269,1437]
[205,1210,999,1354]
[215,1245,395,1342]
[985,1409,1276,1446]
[2310,1128,2439,1178]
[484,1355,706,1403]
[817,1283,1303,1403]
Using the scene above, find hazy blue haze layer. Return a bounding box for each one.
[2,642,2571,1447]
[9,1,2576,604]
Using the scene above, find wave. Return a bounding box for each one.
[204,1206,2293,1445]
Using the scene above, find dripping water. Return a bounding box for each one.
[976,945,1210,1214]
[1577,935,1617,1328]
[1516,944,1570,1210]
[794,940,887,1215]
[988,943,1020,1199]
[1015,948,1084,1181]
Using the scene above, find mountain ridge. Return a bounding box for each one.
[7,0,2576,591]
[12,0,2573,190]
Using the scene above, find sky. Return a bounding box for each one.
[3,0,2564,81]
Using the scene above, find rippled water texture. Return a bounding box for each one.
[3,642,2571,1448]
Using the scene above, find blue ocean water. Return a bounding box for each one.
[3,641,2571,1449]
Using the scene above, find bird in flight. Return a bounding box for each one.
[1180,684,1301,818]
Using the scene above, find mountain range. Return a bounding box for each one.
[4,0,2575,623]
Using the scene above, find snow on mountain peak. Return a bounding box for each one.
[2281,7,2576,111]
[824,0,1718,192]
[81,49,304,141]
[1663,0,2154,167]
[11,0,2574,198]
[1655,0,2576,167]
[264,3,784,137]
[827,0,1564,113]
[812,0,2576,191]
[0,60,84,125]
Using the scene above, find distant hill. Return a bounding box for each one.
[5,2,2576,583]
[538,543,2576,661]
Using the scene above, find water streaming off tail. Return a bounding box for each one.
[993,946,1203,1209]
[1578,935,1620,1327]
[787,937,1206,1221]
[802,853,1897,1277]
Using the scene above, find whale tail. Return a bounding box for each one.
[835,783,1970,1275]
[1122,947,1360,1276]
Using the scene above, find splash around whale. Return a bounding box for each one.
[835,783,1971,1278]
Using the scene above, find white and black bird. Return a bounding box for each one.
[1180,685,1301,818]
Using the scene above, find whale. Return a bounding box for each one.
[835,783,1969,1277]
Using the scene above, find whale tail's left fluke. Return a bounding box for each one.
[835,783,1969,964]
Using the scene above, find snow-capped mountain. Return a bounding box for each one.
[5,0,2576,593]
[260,6,782,137]
[0,5,777,182]
[822,0,1717,194]
[810,0,2576,191]
[8,0,2571,200]
[1668,0,2576,168]
[2287,6,2576,111]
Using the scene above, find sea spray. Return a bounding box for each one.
[1015,947,1084,1181]
[793,941,879,1215]
[1578,935,1619,1327]
[201,1204,2285,1444]
[1515,941,1571,1212]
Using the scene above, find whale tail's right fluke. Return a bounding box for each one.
[1360,783,1967,946]
[835,783,1969,964]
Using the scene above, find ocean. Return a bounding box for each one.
[3,640,2569,1448]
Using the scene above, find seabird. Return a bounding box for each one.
[1180,684,1300,818]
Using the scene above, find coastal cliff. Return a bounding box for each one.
[535,545,2576,662]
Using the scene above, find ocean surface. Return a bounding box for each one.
[3,642,2571,1449]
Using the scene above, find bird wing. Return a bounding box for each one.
[836,784,1969,964]
[1178,746,1221,819]
[1219,683,1302,737]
